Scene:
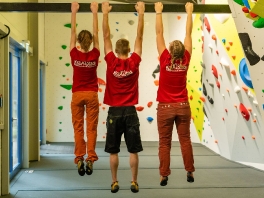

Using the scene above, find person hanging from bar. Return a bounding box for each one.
[101,1,145,194]
[70,1,100,177]
[155,2,195,186]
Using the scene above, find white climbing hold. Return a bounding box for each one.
[209,82,214,87]
[213,14,231,24]
[234,86,241,93]
[220,57,229,68]
[208,43,213,50]
[247,91,254,98]
[253,100,258,105]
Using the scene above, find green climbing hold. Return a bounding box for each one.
[198,39,201,42]
[59,122,62,124]
[60,84,72,90]
[61,45,67,50]
[196,108,199,111]
[262,90,264,93]
[194,70,197,72]
[64,23,78,28]
[63,96,66,99]
[233,0,244,6]
[62,75,66,77]
[58,106,63,110]
[65,63,70,67]
[59,57,62,60]
[253,17,264,28]
[59,129,62,132]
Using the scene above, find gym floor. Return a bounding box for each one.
[4,142,264,198]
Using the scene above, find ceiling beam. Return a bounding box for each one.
[0,3,231,13]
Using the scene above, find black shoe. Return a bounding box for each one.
[85,160,93,175]
[111,181,119,193]
[77,160,85,176]
[160,176,168,186]
[187,172,194,183]
[238,33,260,66]
[130,181,139,193]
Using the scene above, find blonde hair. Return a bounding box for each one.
[77,30,93,52]
[169,40,185,66]
[115,39,130,55]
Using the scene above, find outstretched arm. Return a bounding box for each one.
[184,2,193,55]
[70,1,79,52]
[102,2,113,55]
[155,2,166,56]
[134,1,145,57]
[90,2,99,50]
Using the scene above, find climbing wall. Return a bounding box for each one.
[44,0,202,143]
[199,0,264,169]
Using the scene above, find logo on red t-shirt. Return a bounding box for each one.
[113,70,133,78]
[166,63,187,72]
[74,60,96,68]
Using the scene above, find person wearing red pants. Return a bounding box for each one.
[70,1,100,176]
[155,2,195,185]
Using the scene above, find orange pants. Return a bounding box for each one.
[71,91,99,164]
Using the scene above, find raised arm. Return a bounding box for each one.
[184,2,193,55]
[134,1,145,57]
[90,2,99,50]
[70,2,79,52]
[155,2,166,56]
[102,2,113,55]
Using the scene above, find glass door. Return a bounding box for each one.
[9,46,22,179]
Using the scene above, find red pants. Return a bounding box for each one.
[157,102,195,176]
[71,91,99,164]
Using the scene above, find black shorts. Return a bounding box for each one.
[105,106,143,154]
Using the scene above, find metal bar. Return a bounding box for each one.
[0,3,231,13]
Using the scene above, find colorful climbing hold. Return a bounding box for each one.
[58,106,63,110]
[136,106,144,111]
[147,117,154,122]
[61,45,67,50]
[60,84,72,90]
[65,63,70,67]
[147,101,153,108]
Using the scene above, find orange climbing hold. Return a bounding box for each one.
[147,101,153,107]
[136,106,144,111]
[248,108,252,112]
[189,95,193,100]
[212,35,217,40]
[98,87,103,92]
[200,96,205,102]
[231,70,236,75]
[154,80,159,86]
[226,46,230,51]
[215,140,218,143]
[229,42,233,46]
[232,55,236,60]
[253,119,257,122]
[242,86,248,91]
[177,16,181,20]
[249,12,258,18]
[252,135,256,139]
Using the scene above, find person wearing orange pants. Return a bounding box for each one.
[70,1,100,176]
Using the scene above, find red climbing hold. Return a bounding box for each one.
[147,101,153,108]
[204,17,211,32]
[239,103,250,121]
[242,7,249,13]
[212,65,218,79]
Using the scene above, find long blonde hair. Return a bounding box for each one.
[169,40,185,66]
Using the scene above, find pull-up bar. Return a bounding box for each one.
[0,3,231,13]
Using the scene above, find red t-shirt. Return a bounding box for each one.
[70,47,100,93]
[103,51,141,106]
[157,49,191,103]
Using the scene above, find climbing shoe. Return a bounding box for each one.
[187,172,194,183]
[130,181,139,193]
[160,176,168,186]
[86,160,93,175]
[111,181,119,193]
[77,160,85,176]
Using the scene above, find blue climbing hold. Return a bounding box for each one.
[147,117,154,122]
[239,58,253,89]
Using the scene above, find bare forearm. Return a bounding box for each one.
[186,13,192,36]
[93,13,99,43]
[103,14,110,39]
[137,14,144,40]
[71,12,76,35]
[156,14,163,36]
